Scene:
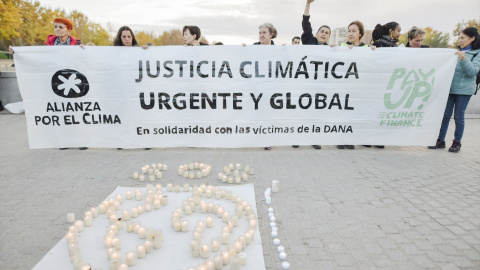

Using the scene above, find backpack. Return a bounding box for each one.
[474,52,480,95]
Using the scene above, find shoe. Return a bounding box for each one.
[0,100,3,111]
[59,148,68,150]
[428,138,445,149]
[448,140,461,153]
[79,147,88,150]
[145,148,152,150]
[375,145,385,149]
[292,145,299,148]
[264,147,272,150]
[346,145,355,149]
[337,145,345,149]
[363,145,371,148]
[312,145,321,149]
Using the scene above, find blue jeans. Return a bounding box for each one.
[438,94,471,143]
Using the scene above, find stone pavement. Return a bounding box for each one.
[0,114,479,270]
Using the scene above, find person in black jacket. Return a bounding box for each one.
[371,22,401,47]
[406,27,429,48]
[301,0,331,45]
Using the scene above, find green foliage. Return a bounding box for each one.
[398,27,450,48]
[453,19,480,47]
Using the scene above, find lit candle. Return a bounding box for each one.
[153,200,161,209]
[67,213,75,223]
[185,205,192,215]
[271,230,278,237]
[231,215,239,226]
[206,190,212,198]
[205,259,215,270]
[234,240,242,253]
[138,227,146,239]
[139,175,145,182]
[162,196,168,206]
[273,238,281,245]
[84,216,92,227]
[221,232,229,244]
[227,177,233,184]
[282,261,290,269]
[149,175,155,182]
[144,240,153,253]
[112,237,121,250]
[157,163,162,170]
[130,207,138,218]
[163,164,167,170]
[217,207,224,218]
[211,238,220,252]
[206,216,213,228]
[141,167,147,174]
[178,167,184,176]
[136,244,146,259]
[167,183,173,192]
[183,171,189,178]
[117,263,128,270]
[222,250,230,265]
[174,185,180,193]
[126,222,134,233]
[268,207,274,213]
[222,212,230,222]
[189,172,195,179]
[278,245,285,252]
[121,210,130,221]
[125,191,132,200]
[183,183,189,192]
[74,220,84,232]
[135,191,142,201]
[126,251,136,266]
[279,252,287,260]
[201,244,210,259]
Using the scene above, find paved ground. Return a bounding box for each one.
[0,114,479,270]
[0,59,15,72]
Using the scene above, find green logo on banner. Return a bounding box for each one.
[378,68,435,127]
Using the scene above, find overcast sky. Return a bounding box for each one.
[36,0,480,45]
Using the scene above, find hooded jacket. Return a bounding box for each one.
[450,48,480,95]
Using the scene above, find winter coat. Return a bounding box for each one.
[450,48,480,95]
[372,35,398,47]
[45,35,80,46]
[301,15,328,45]
[253,41,275,45]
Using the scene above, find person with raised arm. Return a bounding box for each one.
[301,0,331,45]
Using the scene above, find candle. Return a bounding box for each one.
[149,175,155,182]
[125,191,132,200]
[201,244,210,259]
[116,194,123,203]
[273,238,281,245]
[250,219,258,228]
[157,163,162,170]
[278,245,285,252]
[181,221,189,232]
[227,177,233,184]
[174,185,180,193]
[207,203,214,213]
[222,212,230,222]
[185,206,192,215]
[84,216,92,227]
[230,254,241,270]
[279,252,287,260]
[141,167,147,174]
[145,203,152,212]
[206,190,212,198]
[217,207,224,218]
[242,173,248,182]
[205,260,215,270]
[74,220,84,232]
[121,210,130,221]
[153,200,161,209]
[126,223,134,233]
[206,216,213,228]
[148,168,153,175]
[235,176,241,184]
[135,191,142,201]
[167,183,173,192]
[90,207,98,218]
[67,213,75,223]
[228,163,234,170]
[222,250,230,265]
[136,244,146,259]
[266,197,271,205]
[104,235,113,248]
[270,216,276,222]
[162,196,168,206]
[239,252,247,265]
[118,263,128,270]
[163,164,168,170]
[244,165,250,172]
[234,240,242,253]
[282,262,290,269]
[268,207,274,213]
[139,175,145,182]
[112,237,121,250]
[130,207,138,218]
[189,172,195,179]
[138,227,146,239]
[231,215,239,226]
[183,183,189,192]
[178,168,184,175]
[214,255,223,269]
[144,240,153,253]
[221,232,229,244]
[126,251,136,266]
[211,238,220,252]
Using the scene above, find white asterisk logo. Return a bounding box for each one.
[57,73,82,96]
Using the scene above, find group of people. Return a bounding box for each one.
[7,0,480,152]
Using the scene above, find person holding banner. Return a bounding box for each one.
[371,22,401,47]
[183,26,208,46]
[429,27,480,153]
[406,27,428,48]
[113,26,139,46]
[301,0,331,45]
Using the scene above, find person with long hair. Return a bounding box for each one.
[371,22,401,47]
[113,26,139,46]
[406,27,428,48]
[183,26,208,46]
[301,0,331,45]
[429,27,480,152]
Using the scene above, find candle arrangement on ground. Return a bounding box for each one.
[177,162,212,179]
[59,183,264,270]
[264,184,290,269]
[217,163,254,184]
[133,163,168,182]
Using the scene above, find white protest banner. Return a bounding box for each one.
[13,46,457,149]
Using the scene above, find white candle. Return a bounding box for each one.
[244,165,250,172]
[141,167,147,174]
[205,259,215,270]
[201,244,210,259]
[167,183,173,192]
[162,196,168,206]
[135,191,142,201]
[157,163,162,170]
[174,185,180,193]
[144,240,153,253]
[214,255,223,269]
[133,172,139,179]
[74,220,84,232]
[279,252,287,260]
[130,207,138,218]
[272,180,279,192]
[273,238,281,245]
[67,213,75,223]
[227,177,233,184]
[118,263,128,270]
[268,207,274,213]
[239,252,247,265]
[136,244,146,259]
[112,237,121,250]
[149,175,155,182]
[183,183,189,192]
[139,175,145,182]
[181,221,189,232]
[126,251,136,266]
[178,168,184,175]
[270,216,276,222]
[278,245,285,252]
[121,210,130,221]
[222,250,230,265]
[222,212,230,222]
[162,164,167,170]
[84,216,92,227]
[185,205,192,215]
[211,238,220,252]
[221,232,229,244]
[266,197,271,205]
[197,171,202,179]
[234,240,242,253]
[206,216,213,228]
[138,227,146,239]
[232,215,239,226]
[153,200,161,209]
[125,191,132,200]
[271,230,278,237]
[137,205,145,215]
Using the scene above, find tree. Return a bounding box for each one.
[155,29,184,46]
[136,31,156,46]
[0,0,22,41]
[453,19,480,47]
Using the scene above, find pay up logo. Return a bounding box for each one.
[378,68,435,127]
